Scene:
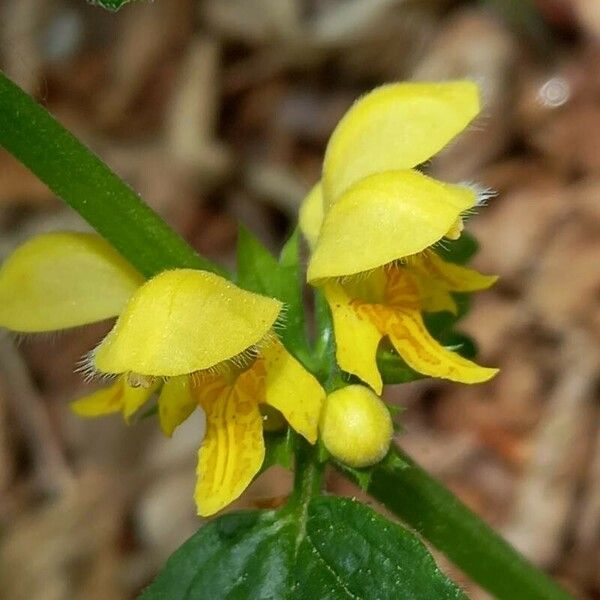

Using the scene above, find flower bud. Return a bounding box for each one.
[320,385,393,468]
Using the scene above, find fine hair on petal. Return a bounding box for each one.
[188,329,277,386]
[460,181,497,210]
[272,303,288,333]
[75,349,118,383]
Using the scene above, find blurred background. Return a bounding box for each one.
[1,0,599,598]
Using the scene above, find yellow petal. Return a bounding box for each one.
[343,267,388,304]
[377,266,497,382]
[325,282,383,394]
[308,170,476,282]
[391,262,458,314]
[415,281,458,315]
[412,252,498,292]
[323,81,480,206]
[94,269,282,377]
[298,183,324,249]
[383,307,497,384]
[0,232,143,332]
[158,375,197,437]
[70,375,154,421]
[260,340,325,444]
[383,265,421,310]
[70,380,124,417]
[195,371,264,516]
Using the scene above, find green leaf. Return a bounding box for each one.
[296,498,467,599]
[338,446,575,600]
[0,73,223,280]
[237,227,309,356]
[140,510,293,599]
[89,0,136,9]
[141,497,467,600]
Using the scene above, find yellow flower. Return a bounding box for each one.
[0,232,325,515]
[299,82,498,392]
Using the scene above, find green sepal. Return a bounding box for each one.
[336,447,409,492]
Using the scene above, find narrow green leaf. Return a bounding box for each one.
[237,227,309,355]
[141,497,467,600]
[338,446,575,600]
[0,72,224,279]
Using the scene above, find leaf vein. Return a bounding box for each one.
[303,534,364,600]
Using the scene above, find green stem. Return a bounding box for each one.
[339,445,574,600]
[289,436,323,510]
[0,72,225,279]
[286,436,323,553]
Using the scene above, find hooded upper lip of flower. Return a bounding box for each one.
[0,231,325,516]
[300,80,482,282]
